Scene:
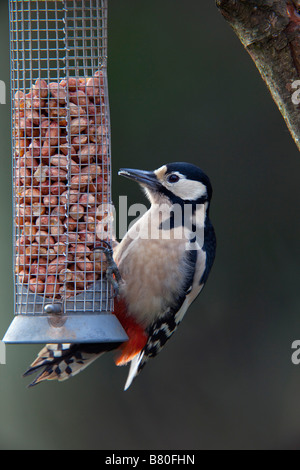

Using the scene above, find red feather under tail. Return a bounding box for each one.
[113,297,148,366]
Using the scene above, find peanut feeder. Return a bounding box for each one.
[3,0,127,344]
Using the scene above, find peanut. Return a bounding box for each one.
[59,232,79,244]
[49,82,67,104]
[33,79,48,99]
[30,264,47,281]
[15,235,30,254]
[18,270,29,283]
[76,257,93,272]
[27,139,41,157]
[59,269,73,283]
[48,167,68,181]
[14,73,110,298]
[71,135,88,150]
[43,195,58,206]
[63,216,77,232]
[50,181,66,196]
[60,189,78,205]
[81,164,101,178]
[29,277,44,294]
[84,216,96,232]
[79,144,97,163]
[69,102,86,117]
[79,193,95,206]
[33,165,48,184]
[35,230,55,246]
[44,121,59,146]
[69,90,87,107]
[49,219,65,237]
[69,204,85,221]
[54,242,66,255]
[44,275,58,296]
[70,174,90,190]
[23,222,38,241]
[69,117,88,136]
[59,283,75,299]
[48,256,67,275]
[31,203,46,217]
[69,244,90,256]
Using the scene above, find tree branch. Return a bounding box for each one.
[216,0,300,151]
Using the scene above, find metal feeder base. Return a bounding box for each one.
[3,282,127,344]
[2,313,128,344]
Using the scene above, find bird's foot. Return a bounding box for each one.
[93,241,122,297]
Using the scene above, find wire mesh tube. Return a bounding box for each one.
[3,0,128,344]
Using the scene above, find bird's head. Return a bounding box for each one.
[118,162,213,207]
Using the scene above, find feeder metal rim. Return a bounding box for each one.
[2,313,128,344]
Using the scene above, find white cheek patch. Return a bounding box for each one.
[169,179,207,201]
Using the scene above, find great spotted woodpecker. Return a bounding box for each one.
[23,162,216,390]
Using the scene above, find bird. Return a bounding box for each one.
[23,162,216,390]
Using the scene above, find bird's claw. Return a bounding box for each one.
[93,241,122,297]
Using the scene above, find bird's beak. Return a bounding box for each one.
[118,168,160,190]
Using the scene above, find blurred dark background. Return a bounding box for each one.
[0,0,299,450]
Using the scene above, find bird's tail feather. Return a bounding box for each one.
[124,351,149,391]
[23,342,122,387]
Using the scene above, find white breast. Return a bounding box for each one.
[114,205,206,328]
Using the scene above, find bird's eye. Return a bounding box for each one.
[167,174,180,183]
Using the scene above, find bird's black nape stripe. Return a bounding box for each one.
[200,218,216,285]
